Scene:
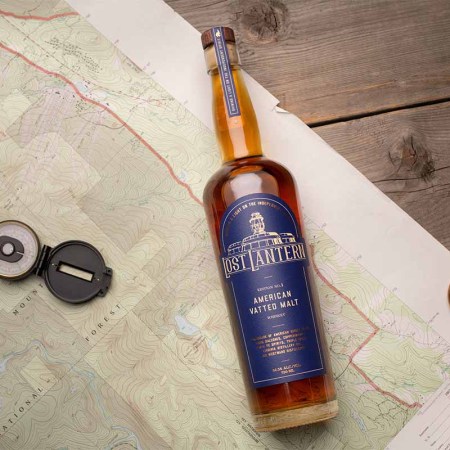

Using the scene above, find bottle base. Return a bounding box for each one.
[253,399,338,432]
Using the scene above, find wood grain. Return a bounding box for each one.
[166,0,450,124]
[314,102,450,250]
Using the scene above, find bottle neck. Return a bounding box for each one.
[205,42,263,163]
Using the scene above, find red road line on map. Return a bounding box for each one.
[349,329,379,361]
[0,42,203,206]
[311,246,378,331]
[0,10,78,21]
[350,362,423,409]
[310,245,422,409]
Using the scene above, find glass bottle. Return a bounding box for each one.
[201,27,338,432]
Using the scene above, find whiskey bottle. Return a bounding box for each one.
[201,27,338,432]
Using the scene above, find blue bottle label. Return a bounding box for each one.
[212,26,241,117]
[220,193,325,388]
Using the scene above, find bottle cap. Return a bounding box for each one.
[201,27,236,49]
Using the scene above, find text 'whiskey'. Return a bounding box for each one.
[201,27,338,432]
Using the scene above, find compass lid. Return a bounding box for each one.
[44,240,112,304]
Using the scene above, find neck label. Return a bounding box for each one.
[212,27,241,118]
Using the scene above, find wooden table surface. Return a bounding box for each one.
[166,0,450,250]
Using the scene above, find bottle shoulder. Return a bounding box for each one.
[203,156,295,205]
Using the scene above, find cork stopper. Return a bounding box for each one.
[201,27,236,49]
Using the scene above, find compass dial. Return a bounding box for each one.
[0,221,40,280]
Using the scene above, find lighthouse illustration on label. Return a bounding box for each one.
[222,211,307,279]
[227,212,297,254]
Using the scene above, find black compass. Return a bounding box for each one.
[0,220,112,304]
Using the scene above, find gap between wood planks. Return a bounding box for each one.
[309,97,450,128]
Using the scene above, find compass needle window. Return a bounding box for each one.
[57,263,94,282]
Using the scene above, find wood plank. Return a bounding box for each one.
[166,0,450,124]
[314,102,450,249]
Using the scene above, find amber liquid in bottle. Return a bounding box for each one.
[202,28,337,431]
